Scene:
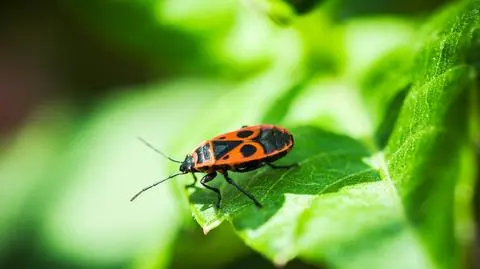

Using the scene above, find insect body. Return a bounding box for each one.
[131,124,296,208]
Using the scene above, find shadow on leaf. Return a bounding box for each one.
[374,85,410,149]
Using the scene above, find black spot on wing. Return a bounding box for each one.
[222,155,230,160]
[218,136,226,140]
[237,130,254,138]
[212,140,242,159]
[240,144,257,158]
[255,128,290,154]
[195,144,211,164]
[273,128,289,148]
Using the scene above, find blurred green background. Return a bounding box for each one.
[1,0,477,268]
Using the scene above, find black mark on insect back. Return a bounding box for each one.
[255,128,290,154]
[212,140,242,159]
[240,144,257,158]
[195,144,211,164]
[237,130,254,138]
[273,128,289,148]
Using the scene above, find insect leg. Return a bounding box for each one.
[266,162,298,169]
[221,171,262,208]
[185,173,198,189]
[200,172,221,208]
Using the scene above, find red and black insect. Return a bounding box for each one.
[131,124,296,208]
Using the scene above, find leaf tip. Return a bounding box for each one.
[200,219,223,235]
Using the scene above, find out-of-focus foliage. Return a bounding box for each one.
[0,0,478,269]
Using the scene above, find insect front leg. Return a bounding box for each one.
[200,172,221,209]
[185,173,198,189]
[221,171,262,208]
[266,162,298,169]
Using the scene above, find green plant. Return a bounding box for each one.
[1,0,478,268]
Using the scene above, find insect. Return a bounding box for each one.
[131,124,296,208]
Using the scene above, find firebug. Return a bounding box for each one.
[131,124,296,208]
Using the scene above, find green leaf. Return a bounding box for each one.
[386,65,474,269]
[360,47,415,147]
[189,125,436,268]
[188,1,479,268]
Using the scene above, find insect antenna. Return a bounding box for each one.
[137,137,183,164]
[130,172,186,201]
